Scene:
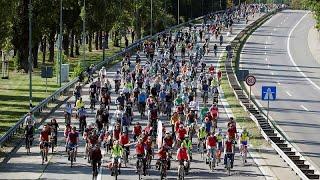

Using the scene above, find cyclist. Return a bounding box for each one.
[75,97,85,110]
[73,82,82,104]
[239,128,249,163]
[197,126,207,151]
[119,131,130,161]
[182,135,193,160]
[77,107,87,133]
[206,132,217,164]
[111,140,123,175]
[91,144,102,175]
[216,128,224,163]
[138,90,147,117]
[133,122,142,142]
[67,126,79,161]
[213,44,218,57]
[219,34,223,46]
[170,112,179,137]
[224,135,235,169]
[176,124,187,148]
[114,70,121,93]
[39,124,51,162]
[64,102,72,125]
[156,146,168,170]
[135,138,147,176]
[48,118,59,148]
[176,143,190,174]
[163,132,174,149]
[24,120,34,148]
[24,112,36,126]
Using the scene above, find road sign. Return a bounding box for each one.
[262,86,276,101]
[245,75,256,86]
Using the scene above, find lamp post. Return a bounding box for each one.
[178,0,180,24]
[150,0,153,35]
[82,0,86,67]
[59,0,63,87]
[103,0,106,61]
[28,0,33,109]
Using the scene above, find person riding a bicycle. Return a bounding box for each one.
[176,143,190,174]
[135,138,147,176]
[182,135,193,160]
[119,131,130,161]
[206,132,217,162]
[111,140,123,175]
[39,124,51,162]
[224,135,235,169]
[91,144,102,175]
[197,126,207,151]
[239,128,249,163]
[24,120,34,148]
[67,126,79,161]
[216,128,224,163]
[156,146,168,170]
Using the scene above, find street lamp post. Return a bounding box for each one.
[82,0,86,67]
[150,0,153,36]
[178,0,180,24]
[103,0,106,61]
[59,0,63,87]
[28,0,33,109]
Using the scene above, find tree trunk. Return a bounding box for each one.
[75,34,80,56]
[99,31,103,50]
[105,32,109,49]
[32,41,39,68]
[12,0,29,72]
[88,33,92,52]
[41,36,46,64]
[48,29,55,62]
[95,32,99,50]
[70,31,75,57]
[63,30,70,56]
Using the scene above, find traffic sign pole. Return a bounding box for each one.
[245,75,256,108]
[267,91,270,123]
[249,86,252,108]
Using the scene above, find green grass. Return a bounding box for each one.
[219,13,276,148]
[0,40,126,137]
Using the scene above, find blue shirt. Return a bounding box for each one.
[202,84,209,92]
[205,121,212,133]
[138,93,147,103]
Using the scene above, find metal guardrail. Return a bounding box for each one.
[0,9,230,147]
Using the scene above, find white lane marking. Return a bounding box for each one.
[271,72,274,75]
[277,81,281,85]
[286,91,292,97]
[265,57,268,62]
[268,64,270,68]
[287,12,320,91]
[265,45,267,49]
[300,105,309,111]
[265,52,267,55]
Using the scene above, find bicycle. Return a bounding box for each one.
[40,141,49,165]
[208,148,216,172]
[241,144,248,165]
[112,159,119,180]
[122,148,129,167]
[92,159,101,179]
[198,139,205,160]
[68,145,77,168]
[226,153,233,176]
[25,135,33,154]
[160,159,168,180]
[177,160,186,180]
[137,157,144,180]
[50,131,57,153]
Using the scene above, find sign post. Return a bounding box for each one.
[262,86,277,122]
[245,75,256,107]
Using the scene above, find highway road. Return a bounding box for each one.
[240,9,320,173]
[0,13,267,180]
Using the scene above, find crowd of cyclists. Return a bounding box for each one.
[21,3,267,179]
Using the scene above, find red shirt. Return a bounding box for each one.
[177,128,187,140]
[217,71,222,79]
[41,130,50,141]
[158,149,167,159]
[209,66,215,73]
[228,127,236,139]
[113,129,120,140]
[175,121,182,132]
[119,134,129,145]
[89,135,99,145]
[225,140,233,152]
[136,143,145,155]
[177,147,188,160]
[207,136,217,147]
[68,131,79,144]
[144,126,152,136]
[210,109,218,119]
[133,125,142,135]
[91,148,102,161]
[176,106,184,114]
[163,137,174,147]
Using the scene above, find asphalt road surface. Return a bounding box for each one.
[240,9,320,173]
[0,13,266,180]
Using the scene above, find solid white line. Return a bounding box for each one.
[287,12,320,91]
[286,91,292,97]
[300,105,309,111]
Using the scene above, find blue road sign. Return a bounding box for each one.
[262,86,276,101]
